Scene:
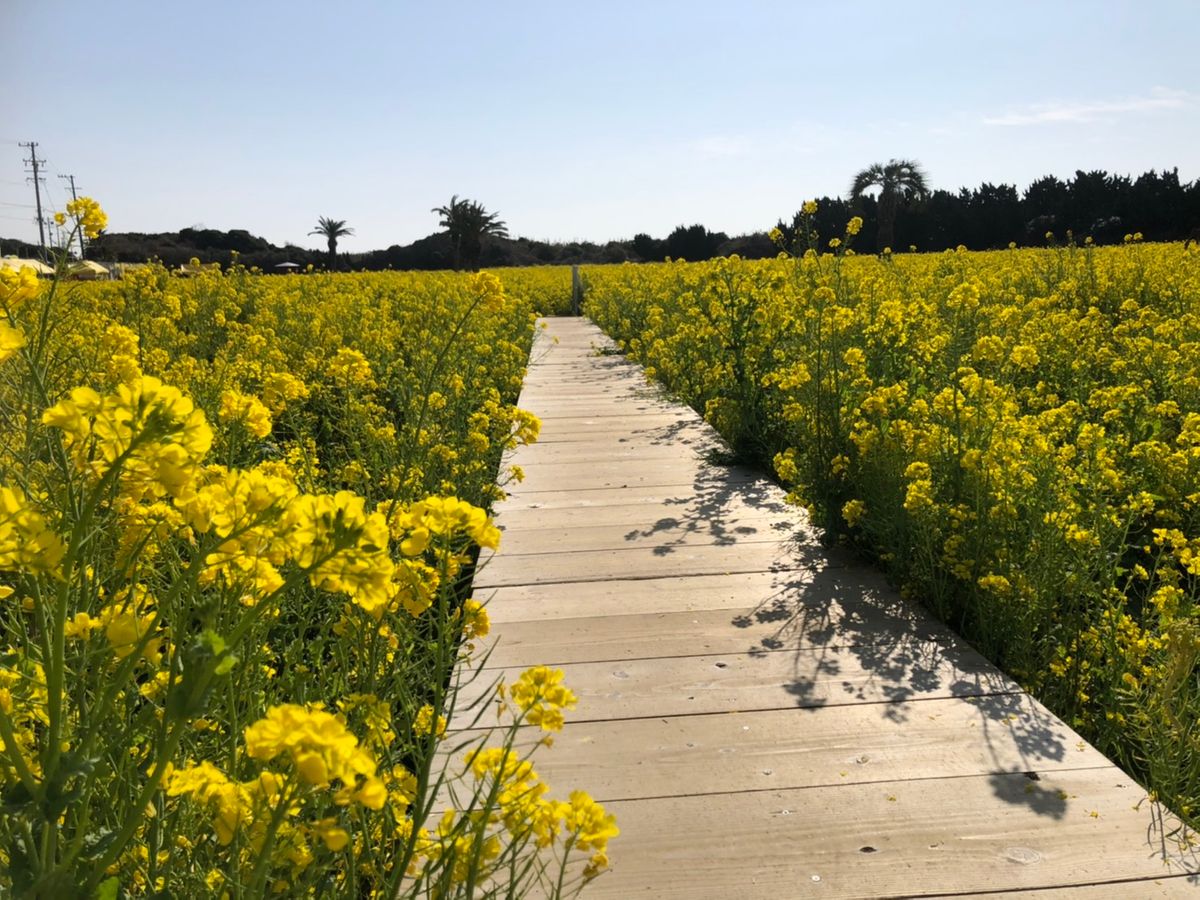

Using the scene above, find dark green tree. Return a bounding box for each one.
[308,217,354,269]
[631,233,663,262]
[664,224,727,261]
[431,195,508,270]
[849,159,930,252]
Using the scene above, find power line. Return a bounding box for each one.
[19,141,47,255]
[59,173,82,258]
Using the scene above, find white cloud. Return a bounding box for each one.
[982,87,1190,126]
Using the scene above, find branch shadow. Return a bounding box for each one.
[617,457,803,557]
[730,549,1105,824]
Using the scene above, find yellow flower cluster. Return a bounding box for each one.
[461,744,617,878]
[0,485,65,574]
[0,264,40,308]
[0,263,41,396]
[66,195,108,239]
[243,703,386,806]
[412,703,447,738]
[43,375,214,501]
[504,665,578,732]
[470,270,506,312]
[218,388,273,438]
[402,494,502,550]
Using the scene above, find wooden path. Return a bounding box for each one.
[469,317,1199,897]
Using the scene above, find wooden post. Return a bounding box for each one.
[571,265,582,316]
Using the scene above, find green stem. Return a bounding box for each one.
[246,782,300,894]
[0,703,40,797]
[80,704,191,892]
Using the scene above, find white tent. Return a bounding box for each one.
[1,256,55,276]
[68,260,110,280]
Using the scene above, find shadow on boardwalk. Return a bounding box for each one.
[620,455,795,556]
[629,457,1103,825]
[740,555,1102,820]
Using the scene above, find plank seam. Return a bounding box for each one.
[475,634,959,669]
[501,477,768,495]
[882,871,1198,898]
[453,688,1030,727]
[558,762,1121,807]
[481,537,812,561]
[473,562,844,589]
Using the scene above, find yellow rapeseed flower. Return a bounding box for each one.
[65,196,108,239]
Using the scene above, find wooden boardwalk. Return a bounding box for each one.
[470,317,1199,897]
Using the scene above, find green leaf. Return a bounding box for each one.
[96,876,120,900]
[200,629,226,655]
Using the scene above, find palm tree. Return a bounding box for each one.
[849,159,929,252]
[431,195,508,270]
[308,217,354,269]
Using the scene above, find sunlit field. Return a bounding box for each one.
[0,219,615,897]
[586,223,1200,824]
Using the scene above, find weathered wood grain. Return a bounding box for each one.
[460,641,1017,720]
[459,694,1111,803]
[582,769,1195,898]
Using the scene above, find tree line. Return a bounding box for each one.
[780,166,1200,256]
[8,166,1195,272]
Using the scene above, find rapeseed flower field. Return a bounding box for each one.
[586,211,1200,826]
[0,204,615,897]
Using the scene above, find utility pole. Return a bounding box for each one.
[59,173,82,258]
[19,141,47,257]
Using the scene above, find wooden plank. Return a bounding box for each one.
[459,641,1018,719]
[504,458,748,493]
[528,334,615,348]
[579,770,1195,898]
[501,439,724,464]
[527,385,674,398]
[527,416,710,442]
[459,694,1113,803]
[496,485,784,510]
[525,393,678,408]
[506,426,713,445]
[474,600,952,667]
[961,881,1198,898]
[532,407,694,422]
[478,568,874,624]
[530,410,691,426]
[490,514,808,557]
[519,371,650,385]
[519,384,650,397]
[499,474,779,506]
[474,539,827,588]
[493,499,804,535]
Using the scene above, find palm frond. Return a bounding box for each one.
[308,217,354,239]
[849,164,885,199]
[850,160,930,201]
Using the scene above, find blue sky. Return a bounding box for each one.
[3,1,1197,251]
